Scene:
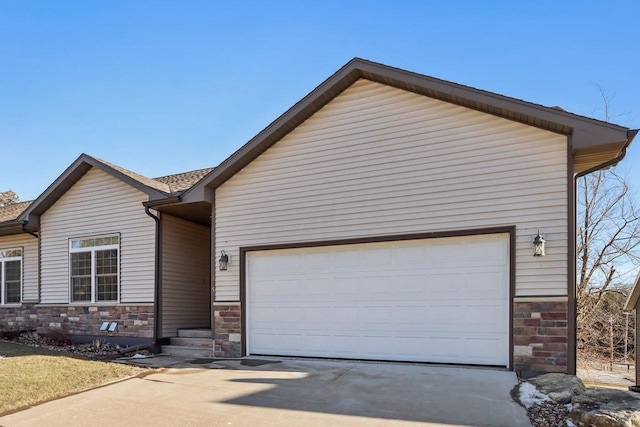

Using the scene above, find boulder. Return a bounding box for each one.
[568,388,640,427]
[528,373,586,404]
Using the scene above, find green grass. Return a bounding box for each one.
[0,341,72,357]
[0,342,146,415]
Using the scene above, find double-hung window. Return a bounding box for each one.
[0,248,22,305]
[70,235,119,303]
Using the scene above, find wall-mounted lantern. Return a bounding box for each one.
[219,250,229,271]
[533,230,546,257]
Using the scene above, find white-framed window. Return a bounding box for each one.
[0,248,22,305]
[69,235,120,303]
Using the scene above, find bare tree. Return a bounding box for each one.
[577,87,640,364]
[0,190,19,207]
[578,171,640,292]
[577,170,640,364]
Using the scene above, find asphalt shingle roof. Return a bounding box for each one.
[154,168,215,193]
[90,156,213,195]
[90,156,172,194]
[0,201,32,223]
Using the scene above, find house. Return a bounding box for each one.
[0,58,636,377]
[625,272,640,392]
[0,154,212,346]
[155,58,635,376]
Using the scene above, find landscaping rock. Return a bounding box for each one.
[2,331,123,358]
[529,373,586,404]
[527,400,570,427]
[568,388,640,427]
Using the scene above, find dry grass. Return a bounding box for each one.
[577,351,636,390]
[0,342,145,415]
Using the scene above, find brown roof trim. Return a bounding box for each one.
[0,220,27,237]
[19,153,171,221]
[625,272,640,311]
[576,129,637,177]
[182,58,632,201]
[143,196,182,209]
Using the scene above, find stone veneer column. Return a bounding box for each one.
[513,299,569,376]
[213,303,242,357]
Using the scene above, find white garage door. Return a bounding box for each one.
[246,234,510,366]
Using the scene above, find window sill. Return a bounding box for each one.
[69,302,119,306]
[35,302,154,308]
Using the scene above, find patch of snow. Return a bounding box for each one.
[519,382,550,408]
[565,420,577,427]
[130,353,152,359]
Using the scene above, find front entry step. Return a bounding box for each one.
[177,329,213,339]
[169,337,212,348]
[161,345,214,358]
[162,329,214,358]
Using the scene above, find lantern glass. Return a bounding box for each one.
[533,232,546,257]
[219,251,229,270]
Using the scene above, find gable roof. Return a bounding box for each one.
[19,154,212,223]
[625,272,640,311]
[182,57,635,202]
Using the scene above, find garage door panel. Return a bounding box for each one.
[430,337,466,357]
[465,304,503,320]
[394,245,428,266]
[430,243,466,265]
[468,338,503,359]
[273,334,303,352]
[428,273,466,295]
[305,252,332,269]
[360,247,392,266]
[247,234,509,366]
[470,271,508,293]
[395,305,430,324]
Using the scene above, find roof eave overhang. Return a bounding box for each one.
[143,196,212,226]
[574,129,637,176]
[143,196,182,209]
[625,272,640,311]
[0,221,28,237]
[181,58,633,202]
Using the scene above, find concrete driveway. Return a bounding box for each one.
[0,357,531,427]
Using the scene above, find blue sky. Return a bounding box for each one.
[1,1,639,201]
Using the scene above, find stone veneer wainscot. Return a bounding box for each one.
[513,300,569,376]
[0,304,154,339]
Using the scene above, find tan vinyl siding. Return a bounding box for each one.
[636,308,639,385]
[215,79,569,301]
[160,214,210,337]
[0,234,38,302]
[40,167,156,303]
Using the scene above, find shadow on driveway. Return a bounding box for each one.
[214,359,531,426]
[0,357,531,427]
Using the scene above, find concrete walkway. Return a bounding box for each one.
[1,356,531,427]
